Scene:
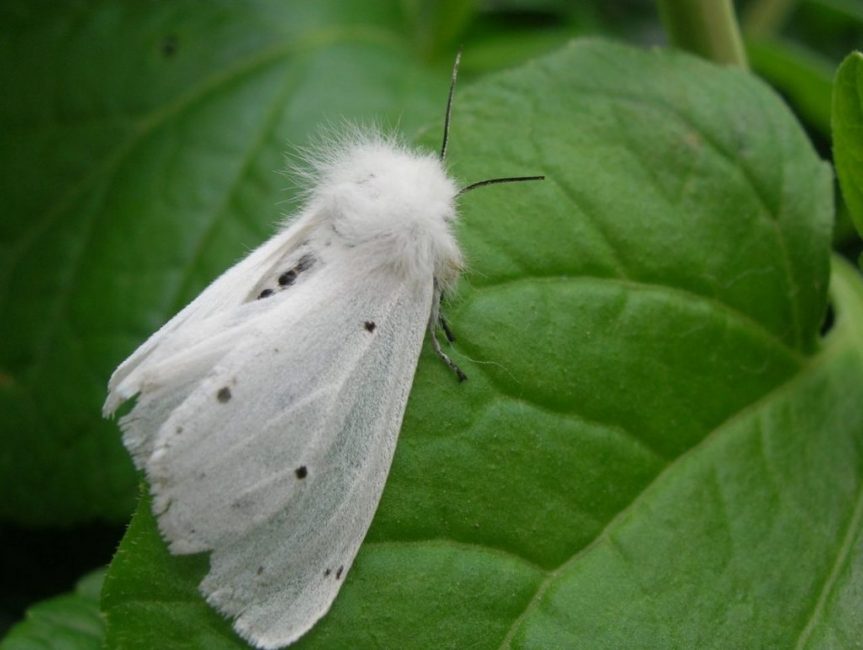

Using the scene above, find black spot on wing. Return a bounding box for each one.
[277,253,317,289]
[364,321,376,332]
[257,566,264,576]
[278,270,297,287]
[217,387,231,403]
[296,253,315,272]
[324,568,331,577]
[258,288,274,299]
[336,565,344,580]
[295,466,308,479]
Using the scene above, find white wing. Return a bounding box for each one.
[104,210,322,412]
[105,211,322,467]
[125,246,432,649]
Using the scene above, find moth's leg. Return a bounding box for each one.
[429,322,467,382]
[430,282,466,382]
[438,293,456,343]
[440,317,456,343]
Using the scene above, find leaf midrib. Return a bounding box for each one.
[466,274,806,362]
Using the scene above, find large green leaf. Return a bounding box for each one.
[0,569,104,650]
[833,50,863,239]
[0,0,448,525]
[102,40,863,648]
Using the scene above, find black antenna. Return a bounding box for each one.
[458,175,545,196]
[439,50,544,193]
[439,48,462,161]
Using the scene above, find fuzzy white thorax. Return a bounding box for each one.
[299,133,463,291]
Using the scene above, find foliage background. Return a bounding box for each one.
[1,0,862,647]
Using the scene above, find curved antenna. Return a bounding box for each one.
[439,50,544,193]
[439,49,462,161]
[458,175,545,196]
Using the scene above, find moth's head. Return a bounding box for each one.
[311,136,457,226]
[303,132,462,284]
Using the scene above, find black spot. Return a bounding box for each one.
[176,426,183,434]
[336,565,343,580]
[257,566,264,576]
[364,321,376,332]
[324,568,331,577]
[295,465,308,479]
[161,35,178,57]
[258,288,274,299]
[278,269,297,286]
[296,254,316,272]
[217,387,231,403]
[820,302,835,336]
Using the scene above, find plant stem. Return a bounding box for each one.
[741,0,796,38]
[657,0,749,69]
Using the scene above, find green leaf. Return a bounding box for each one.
[748,38,835,136]
[1,569,105,650]
[833,50,863,239]
[0,0,449,525]
[102,40,861,648]
[792,0,863,62]
[400,0,479,59]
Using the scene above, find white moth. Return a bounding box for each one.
[103,54,541,649]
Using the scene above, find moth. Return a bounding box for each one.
[104,53,542,648]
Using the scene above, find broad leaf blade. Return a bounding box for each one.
[505,260,863,647]
[1,570,105,650]
[833,50,863,240]
[102,40,858,649]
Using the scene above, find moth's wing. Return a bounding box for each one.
[114,306,272,468]
[105,213,322,468]
[143,254,433,649]
[104,211,321,415]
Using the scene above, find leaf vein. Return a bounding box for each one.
[497,332,845,648]
[472,274,806,362]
